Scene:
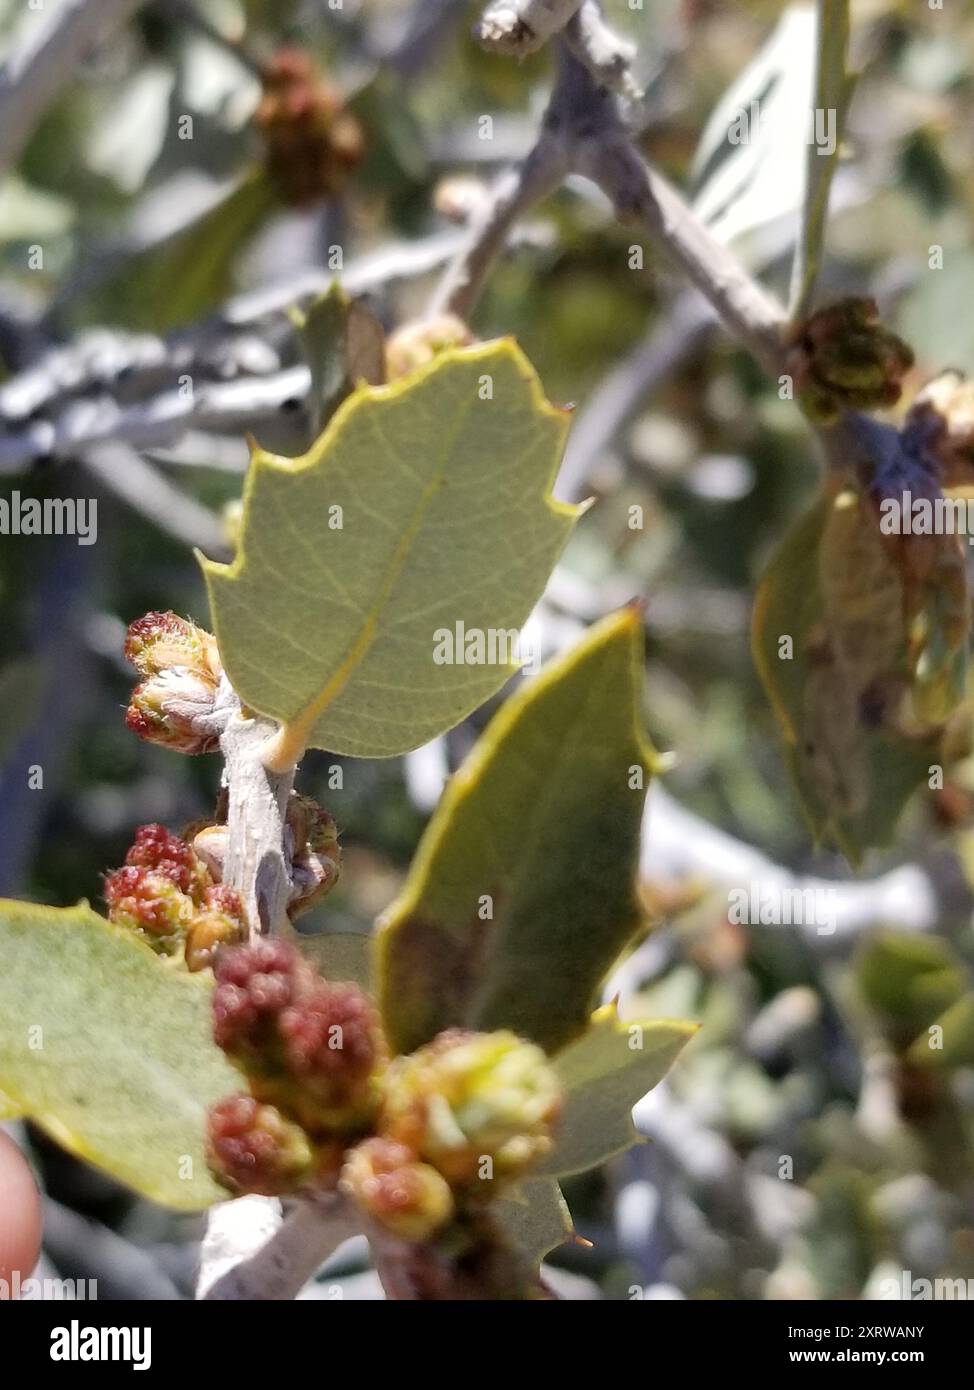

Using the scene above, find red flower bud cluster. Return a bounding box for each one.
[256,50,364,206]
[104,823,244,969]
[124,612,222,756]
[207,1094,315,1197]
[212,939,385,1139]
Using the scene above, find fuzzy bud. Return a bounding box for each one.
[213,940,385,1136]
[286,794,341,919]
[104,866,195,954]
[124,612,222,755]
[185,886,245,972]
[125,822,211,902]
[786,298,914,425]
[124,611,220,682]
[380,1030,562,1188]
[125,672,220,755]
[207,1094,314,1196]
[385,315,474,382]
[256,49,364,206]
[341,1137,454,1241]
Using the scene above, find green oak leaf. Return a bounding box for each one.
[493,1177,574,1268]
[202,339,578,766]
[538,1004,698,1177]
[856,930,967,1050]
[752,485,941,863]
[375,606,664,1055]
[77,168,276,333]
[0,899,238,1210]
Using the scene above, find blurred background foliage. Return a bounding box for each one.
[3,0,974,1299]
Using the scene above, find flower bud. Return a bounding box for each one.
[104,865,195,955]
[185,887,246,972]
[125,822,211,903]
[286,794,341,919]
[124,611,220,682]
[126,670,221,755]
[256,49,364,206]
[189,823,230,883]
[212,940,385,1137]
[786,298,914,425]
[124,612,222,755]
[213,938,303,1054]
[275,980,383,1133]
[380,1030,562,1188]
[207,1094,314,1196]
[385,315,474,382]
[341,1138,454,1241]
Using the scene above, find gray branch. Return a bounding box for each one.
[562,0,639,100]
[427,148,570,321]
[199,1192,360,1300]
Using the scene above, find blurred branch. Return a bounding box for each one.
[642,783,940,947]
[0,0,143,180]
[562,0,639,100]
[558,45,786,376]
[382,0,468,78]
[429,40,786,377]
[0,232,468,471]
[44,1198,182,1300]
[0,366,310,473]
[555,293,712,502]
[199,1192,359,1300]
[427,152,569,321]
[82,443,228,554]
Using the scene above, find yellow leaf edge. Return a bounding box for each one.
[199,337,582,771]
[373,605,666,1008]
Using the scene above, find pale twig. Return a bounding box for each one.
[427,150,570,321]
[216,686,296,938]
[197,1196,283,1299]
[562,0,639,101]
[200,1193,360,1300]
[0,0,143,180]
[428,42,786,377]
[553,44,786,376]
